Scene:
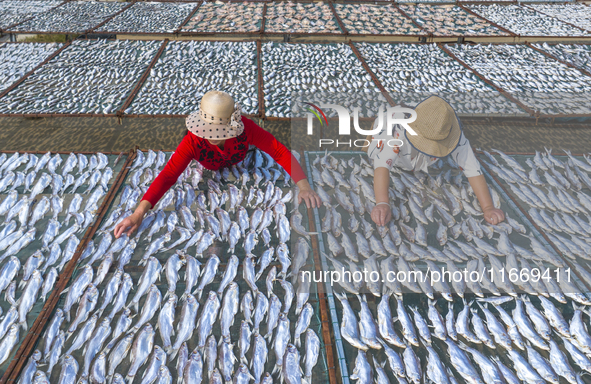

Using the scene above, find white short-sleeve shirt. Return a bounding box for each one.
[367,120,482,178]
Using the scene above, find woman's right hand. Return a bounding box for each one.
[114,200,152,238]
[371,203,392,227]
[114,211,144,238]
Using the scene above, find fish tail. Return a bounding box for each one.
[295,337,301,348]
[126,375,134,384]
[168,348,179,362]
[20,321,27,331]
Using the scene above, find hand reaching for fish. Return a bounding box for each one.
[483,207,505,226]
[297,180,322,209]
[114,201,150,238]
[370,204,392,227]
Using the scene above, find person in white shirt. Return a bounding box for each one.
[366,96,505,226]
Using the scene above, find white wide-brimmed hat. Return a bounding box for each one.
[186,90,245,140]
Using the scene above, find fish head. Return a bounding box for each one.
[208,291,218,301]
[87,284,99,296]
[8,323,18,335]
[31,349,42,361]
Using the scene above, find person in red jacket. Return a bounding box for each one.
[114,90,321,238]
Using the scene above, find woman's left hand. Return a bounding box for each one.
[483,207,505,225]
[297,179,322,209]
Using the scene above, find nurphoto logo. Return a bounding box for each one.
[305,103,418,148]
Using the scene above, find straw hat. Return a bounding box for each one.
[186,91,244,140]
[405,96,461,158]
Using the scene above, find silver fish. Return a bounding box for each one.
[18,270,43,330]
[458,343,504,384]
[57,354,78,384]
[67,284,98,338]
[82,318,111,378]
[170,294,198,361]
[182,255,201,301]
[444,339,483,384]
[131,284,162,333]
[108,273,133,320]
[66,315,98,356]
[242,290,254,328]
[470,308,495,348]
[157,294,177,355]
[195,255,220,299]
[273,313,291,373]
[46,330,65,376]
[477,302,511,350]
[282,345,301,384]
[455,300,480,344]
[0,324,19,366]
[513,298,548,350]
[42,309,63,362]
[395,298,418,347]
[549,339,577,384]
[219,337,237,383]
[197,291,221,350]
[126,324,155,383]
[350,350,373,384]
[403,346,422,384]
[141,346,167,384]
[105,308,133,353]
[129,257,161,313]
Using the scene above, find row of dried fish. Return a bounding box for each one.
[356,43,524,115]
[0,39,160,115]
[181,1,263,33]
[446,43,591,115]
[340,293,591,384]
[127,41,258,116]
[262,43,379,118]
[264,1,340,34]
[399,4,508,36]
[0,0,61,30]
[311,151,591,384]
[534,43,591,74]
[96,2,195,34]
[0,152,119,368]
[311,151,566,288]
[335,4,421,35]
[530,4,591,33]
[0,42,62,94]
[7,0,126,33]
[467,4,589,36]
[21,149,321,383]
[481,148,591,263]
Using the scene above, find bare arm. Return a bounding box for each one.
[468,174,505,225]
[374,167,390,203]
[371,167,392,226]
